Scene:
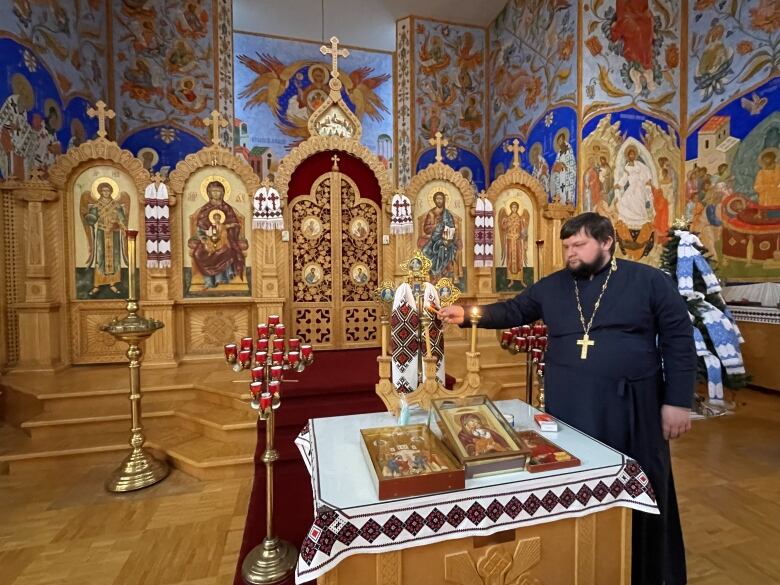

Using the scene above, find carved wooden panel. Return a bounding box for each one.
[294,307,333,345]
[183,305,251,355]
[344,305,378,344]
[71,303,128,364]
[340,178,378,303]
[291,178,333,303]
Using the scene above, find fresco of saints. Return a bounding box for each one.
[608,0,657,94]
[754,149,780,207]
[498,201,529,287]
[188,181,248,290]
[417,191,462,281]
[551,131,576,205]
[80,181,131,297]
[530,143,550,197]
[457,413,510,457]
[614,146,655,259]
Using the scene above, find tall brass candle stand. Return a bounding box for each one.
[225,316,315,584]
[103,230,168,492]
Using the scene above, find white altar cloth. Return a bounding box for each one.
[293,400,658,583]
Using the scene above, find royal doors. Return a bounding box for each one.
[289,165,380,349]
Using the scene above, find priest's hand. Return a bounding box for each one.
[438,305,465,325]
[661,405,691,440]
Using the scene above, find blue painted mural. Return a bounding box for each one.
[120,125,206,177]
[415,145,486,193]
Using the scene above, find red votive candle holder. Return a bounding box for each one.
[287,351,300,366]
[238,349,252,368]
[272,351,284,365]
[249,381,263,399]
[240,337,253,351]
[251,366,264,382]
[533,323,546,336]
[256,338,269,353]
[273,338,285,351]
[511,326,520,335]
[520,325,531,336]
[537,362,546,376]
[301,344,313,359]
[531,348,543,361]
[501,330,512,344]
[270,365,283,380]
[268,380,281,395]
[536,335,548,350]
[275,324,286,338]
[268,315,280,326]
[260,392,273,410]
[224,343,237,362]
[288,338,300,351]
[257,324,269,339]
[514,336,528,351]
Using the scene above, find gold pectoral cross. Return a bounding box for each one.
[577,333,595,359]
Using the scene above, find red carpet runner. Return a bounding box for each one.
[233,348,454,585]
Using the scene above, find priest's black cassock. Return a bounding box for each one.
[471,258,695,585]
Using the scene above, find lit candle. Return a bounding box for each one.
[224,343,237,363]
[470,306,480,353]
[240,337,253,351]
[268,315,280,326]
[238,349,252,368]
[288,338,300,351]
[270,365,283,380]
[275,323,286,338]
[273,338,285,351]
[257,324,269,339]
[249,381,263,398]
[251,366,264,382]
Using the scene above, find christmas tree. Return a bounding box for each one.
[659,218,749,410]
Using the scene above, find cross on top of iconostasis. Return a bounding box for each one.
[429,131,448,163]
[87,100,115,139]
[331,154,340,171]
[203,110,228,147]
[320,36,349,79]
[504,138,525,170]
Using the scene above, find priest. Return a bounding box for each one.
[439,212,695,585]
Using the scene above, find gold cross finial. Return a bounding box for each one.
[429,131,448,163]
[86,100,115,139]
[28,167,45,181]
[203,110,228,147]
[504,138,525,169]
[331,154,340,171]
[320,36,349,79]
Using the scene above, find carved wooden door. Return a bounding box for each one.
[290,168,380,349]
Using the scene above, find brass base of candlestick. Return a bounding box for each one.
[106,446,169,493]
[242,537,298,584]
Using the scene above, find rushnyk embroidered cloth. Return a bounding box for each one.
[293,400,658,583]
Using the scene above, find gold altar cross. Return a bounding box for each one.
[203,110,228,146]
[87,100,115,139]
[429,131,448,163]
[320,36,349,78]
[504,138,525,169]
[331,154,340,171]
[577,333,595,359]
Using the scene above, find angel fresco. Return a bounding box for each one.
[237,54,390,148]
[79,180,131,298]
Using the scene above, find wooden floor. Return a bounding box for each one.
[1,388,779,585]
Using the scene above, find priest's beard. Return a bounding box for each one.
[567,250,609,279]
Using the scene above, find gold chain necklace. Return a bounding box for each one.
[573,259,616,359]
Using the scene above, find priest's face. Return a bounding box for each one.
[563,229,612,278]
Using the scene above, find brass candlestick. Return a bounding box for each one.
[103,230,168,492]
[225,317,314,584]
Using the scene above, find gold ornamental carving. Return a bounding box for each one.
[274,135,393,205]
[48,140,151,197]
[483,167,548,211]
[542,201,576,221]
[405,161,476,212]
[445,537,542,585]
[167,147,260,198]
